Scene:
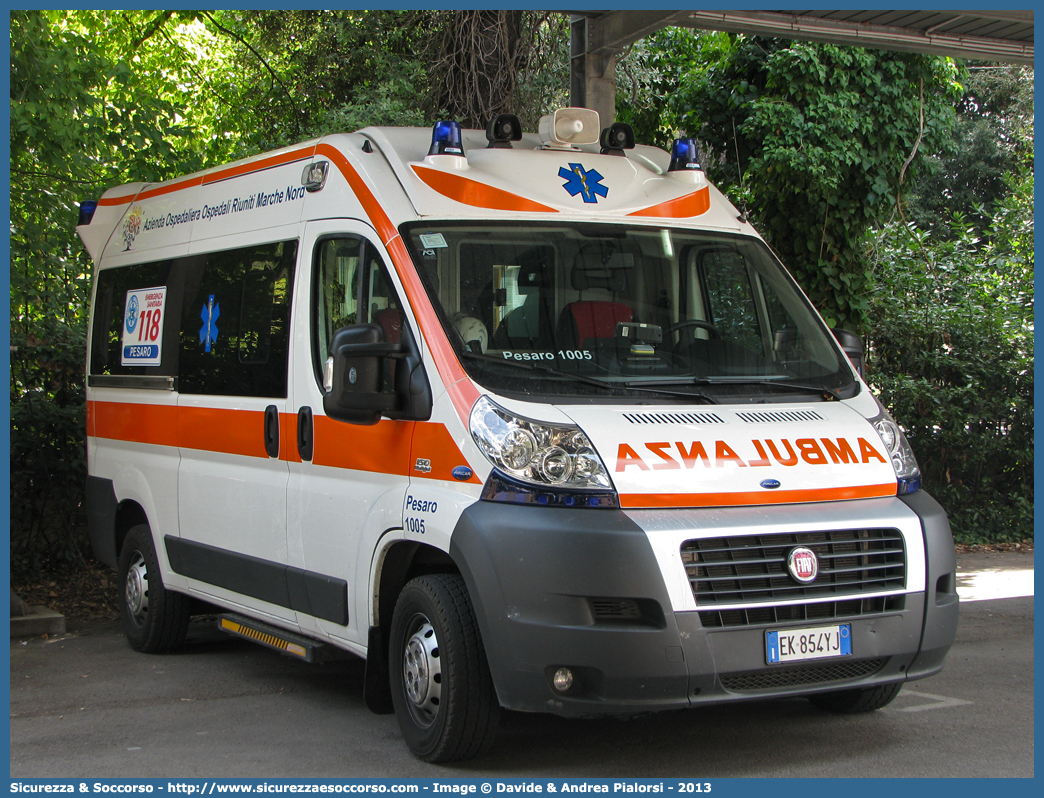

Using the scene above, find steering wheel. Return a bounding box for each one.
[669,320,721,340]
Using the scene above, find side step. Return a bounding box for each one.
[217,614,347,663]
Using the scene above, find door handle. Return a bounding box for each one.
[297,406,314,461]
[264,405,279,458]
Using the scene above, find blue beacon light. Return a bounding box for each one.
[78,200,98,226]
[668,138,702,172]
[428,120,465,156]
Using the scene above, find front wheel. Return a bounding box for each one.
[117,524,191,653]
[808,681,903,713]
[389,574,500,762]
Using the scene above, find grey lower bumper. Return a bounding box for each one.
[450,492,957,717]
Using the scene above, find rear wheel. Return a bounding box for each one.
[808,682,903,713]
[389,574,500,762]
[117,524,191,653]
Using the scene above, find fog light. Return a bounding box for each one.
[553,667,574,693]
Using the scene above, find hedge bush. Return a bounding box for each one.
[866,176,1034,543]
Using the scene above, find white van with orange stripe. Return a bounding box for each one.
[79,109,957,762]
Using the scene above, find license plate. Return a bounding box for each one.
[766,623,852,664]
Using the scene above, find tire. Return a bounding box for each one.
[388,574,501,762]
[117,524,191,653]
[808,681,903,713]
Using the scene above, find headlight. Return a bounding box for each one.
[869,401,921,495]
[470,396,617,507]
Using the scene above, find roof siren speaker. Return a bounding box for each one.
[486,114,523,148]
[538,108,600,149]
[600,123,635,155]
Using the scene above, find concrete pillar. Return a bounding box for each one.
[569,15,617,128]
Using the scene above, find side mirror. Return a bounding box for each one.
[324,323,401,425]
[323,322,432,425]
[831,328,865,378]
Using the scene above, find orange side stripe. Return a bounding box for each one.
[280,412,302,463]
[620,483,897,509]
[311,416,416,473]
[177,406,269,459]
[90,401,478,479]
[411,164,558,213]
[89,401,179,447]
[629,187,711,218]
[411,421,482,483]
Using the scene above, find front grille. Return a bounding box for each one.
[682,528,906,610]
[720,658,886,692]
[589,599,642,620]
[699,595,906,628]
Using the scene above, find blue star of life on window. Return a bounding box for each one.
[200,294,220,353]
[559,163,608,204]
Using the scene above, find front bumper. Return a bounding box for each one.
[449,492,957,716]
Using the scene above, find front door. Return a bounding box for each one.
[286,220,418,648]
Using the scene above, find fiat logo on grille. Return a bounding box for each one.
[787,547,818,583]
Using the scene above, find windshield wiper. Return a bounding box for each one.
[627,376,842,402]
[703,378,843,402]
[460,352,719,403]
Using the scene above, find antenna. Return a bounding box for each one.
[731,117,750,224]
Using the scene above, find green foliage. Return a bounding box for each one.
[216,10,430,149]
[615,28,733,150]
[905,64,1034,234]
[867,174,1033,543]
[673,38,962,331]
[10,10,247,576]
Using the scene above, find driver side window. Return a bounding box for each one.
[312,236,405,390]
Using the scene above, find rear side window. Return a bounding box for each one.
[178,240,298,398]
[89,239,298,398]
[90,259,181,377]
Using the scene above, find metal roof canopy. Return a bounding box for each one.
[570,9,1034,126]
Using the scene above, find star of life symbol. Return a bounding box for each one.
[125,295,139,334]
[200,294,220,353]
[559,163,608,203]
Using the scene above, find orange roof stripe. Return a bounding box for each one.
[629,186,711,218]
[411,164,558,213]
[95,147,315,207]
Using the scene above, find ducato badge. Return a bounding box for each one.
[787,547,818,583]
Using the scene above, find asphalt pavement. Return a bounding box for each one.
[9,550,1034,778]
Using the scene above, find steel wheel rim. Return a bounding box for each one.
[125,551,149,628]
[402,614,442,727]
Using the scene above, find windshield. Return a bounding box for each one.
[402,222,857,403]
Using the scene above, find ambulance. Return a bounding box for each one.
[78,109,958,762]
